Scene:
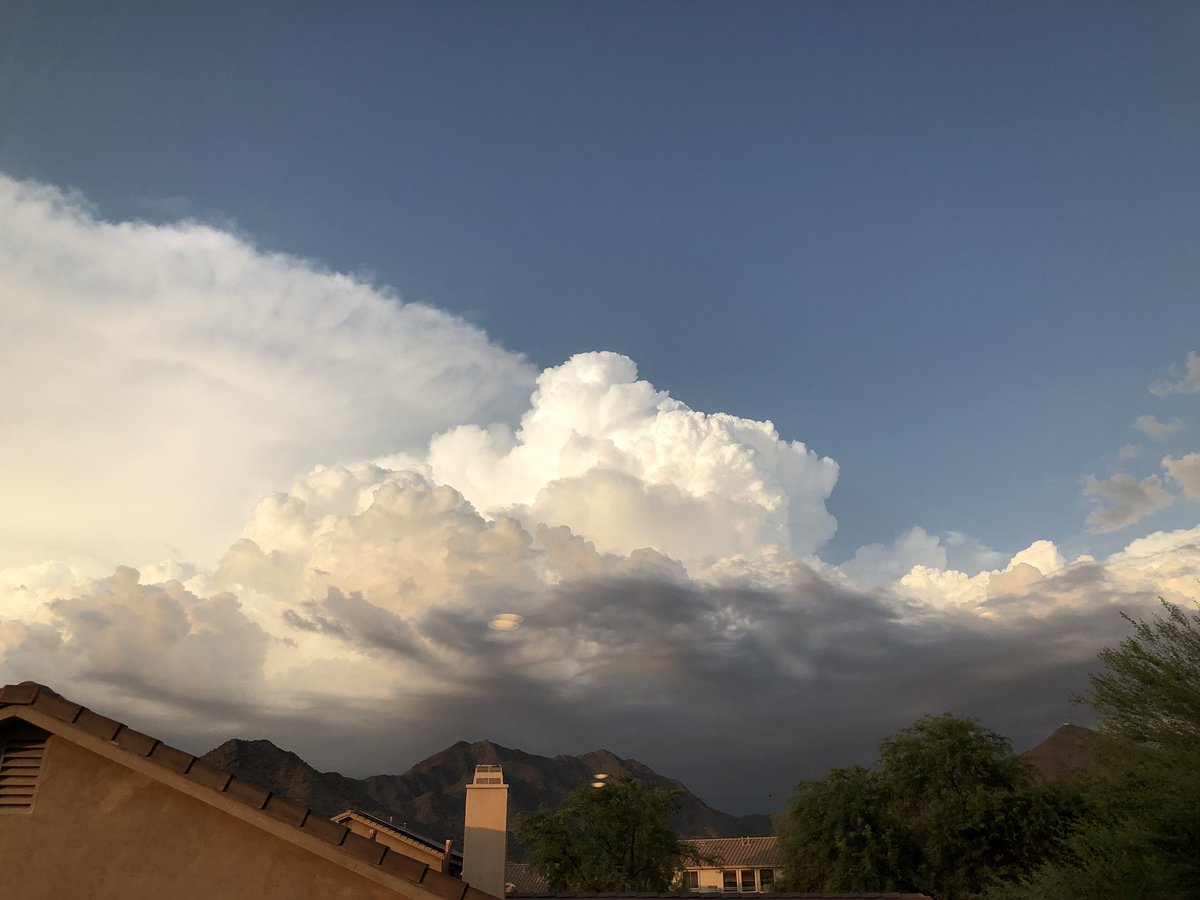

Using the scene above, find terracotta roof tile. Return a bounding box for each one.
[223,776,271,810]
[186,758,233,792]
[301,813,349,846]
[148,742,195,775]
[0,680,503,899]
[335,809,464,870]
[505,863,548,895]
[32,689,83,723]
[0,682,40,704]
[421,869,470,900]
[74,708,122,741]
[381,848,431,882]
[683,837,780,869]
[113,724,159,757]
[264,794,310,828]
[343,830,389,866]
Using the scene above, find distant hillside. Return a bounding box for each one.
[201,738,389,819]
[201,738,773,847]
[1021,723,1098,782]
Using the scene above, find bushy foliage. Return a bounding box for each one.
[992,601,1200,899]
[779,714,1075,900]
[778,764,903,892]
[515,774,698,892]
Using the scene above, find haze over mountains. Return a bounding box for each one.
[202,738,774,847]
[201,725,1094,850]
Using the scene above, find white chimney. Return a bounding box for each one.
[462,764,508,898]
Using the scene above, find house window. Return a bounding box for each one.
[685,871,699,891]
[739,870,755,892]
[759,868,774,890]
[722,870,738,892]
[0,728,48,812]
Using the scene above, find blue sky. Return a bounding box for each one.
[5,0,1198,558]
[2,2,1199,810]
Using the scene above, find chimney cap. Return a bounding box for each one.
[471,764,505,785]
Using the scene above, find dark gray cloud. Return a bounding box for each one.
[243,564,1149,814]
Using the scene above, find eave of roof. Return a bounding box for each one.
[0,681,497,900]
[682,836,780,868]
[335,808,465,865]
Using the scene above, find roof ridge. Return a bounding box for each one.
[0,681,493,900]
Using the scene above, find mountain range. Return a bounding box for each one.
[199,723,1095,851]
[201,738,774,848]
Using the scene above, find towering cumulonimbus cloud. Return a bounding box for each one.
[3,171,1200,808]
[420,351,840,570]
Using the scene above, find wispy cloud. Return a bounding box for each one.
[1133,415,1184,442]
[1082,473,1172,532]
[1149,351,1200,396]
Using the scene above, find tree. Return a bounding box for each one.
[515,774,698,892]
[779,714,1073,900]
[991,600,1200,899]
[777,765,903,892]
[1088,600,1200,749]
[880,715,1072,900]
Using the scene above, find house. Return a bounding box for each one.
[507,837,931,900]
[333,809,464,875]
[334,763,510,900]
[506,836,780,896]
[682,836,780,893]
[0,680,499,900]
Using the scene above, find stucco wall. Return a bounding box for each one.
[0,730,402,899]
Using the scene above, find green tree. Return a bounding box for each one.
[991,601,1200,899]
[778,765,903,892]
[780,714,1073,900]
[1089,600,1200,749]
[515,774,699,892]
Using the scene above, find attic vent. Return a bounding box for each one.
[0,735,47,811]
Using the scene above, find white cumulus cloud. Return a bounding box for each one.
[0,174,534,571]
[421,352,840,570]
[1163,453,1200,500]
[3,172,1200,803]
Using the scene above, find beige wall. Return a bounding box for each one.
[686,866,776,893]
[462,782,507,899]
[0,731,403,899]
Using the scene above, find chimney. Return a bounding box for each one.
[462,764,508,898]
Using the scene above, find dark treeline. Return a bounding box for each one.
[777,600,1200,900]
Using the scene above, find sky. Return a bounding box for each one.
[1,1,1199,815]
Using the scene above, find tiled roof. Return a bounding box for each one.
[506,862,549,894]
[0,681,498,900]
[683,836,780,868]
[336,808,465,872]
